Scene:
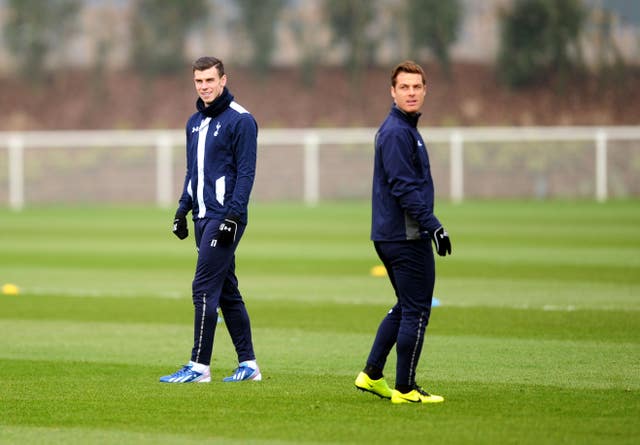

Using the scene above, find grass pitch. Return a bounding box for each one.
[1,200,639,444]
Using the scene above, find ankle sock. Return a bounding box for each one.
[191,362,209,373]
[240,360,258,369]
[363,365,383,380]
[395,384,413,394]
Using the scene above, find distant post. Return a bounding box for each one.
[304,132,320,206]
[450,130,464,203]
[156,133,173,208]
[8,134,24,211]
[595,129,607,203]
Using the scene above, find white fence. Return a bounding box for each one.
[1,126,639,209]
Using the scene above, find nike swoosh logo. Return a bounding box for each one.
[396,394,420,403]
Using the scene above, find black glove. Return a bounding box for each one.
[172,212,188,240]
[216,217,239,247]
[431,226,452,256]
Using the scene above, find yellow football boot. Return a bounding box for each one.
[391,386,444,404]
[355,372,393,399]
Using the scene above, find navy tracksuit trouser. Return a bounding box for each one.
[367,239,435,387]
[190,217,256,366]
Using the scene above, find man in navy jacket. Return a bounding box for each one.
[355,61,451,404]
[160,56,261,383]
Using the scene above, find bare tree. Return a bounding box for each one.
[406,0,461,77]
[326,0,377,84]
[236,0,285,77]
[131,0,207,75]
[4,0,81,81]
[497,0,586,90]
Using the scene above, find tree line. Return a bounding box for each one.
[2,0,631,89]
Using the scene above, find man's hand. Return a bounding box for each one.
[216,217,238,247]
[172,212,188,240]
[431,226,451,256]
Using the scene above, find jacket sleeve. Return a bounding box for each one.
[227,115,258,221]
[176,124,193,216]
[379,129,441,233]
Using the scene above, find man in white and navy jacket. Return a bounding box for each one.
[160,56,261,384]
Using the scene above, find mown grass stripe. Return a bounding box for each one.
[1,201,638,444]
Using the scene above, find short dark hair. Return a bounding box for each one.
[391,60,426,87]
[192,56,225,77]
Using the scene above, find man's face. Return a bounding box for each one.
[391,72,426,114]
[194,66,227,105]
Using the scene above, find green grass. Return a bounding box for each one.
[1,200,639,444]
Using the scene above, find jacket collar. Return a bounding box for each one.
[391,105,421,127]
[196,87,234,118]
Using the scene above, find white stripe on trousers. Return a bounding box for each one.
[194,294,207,363]
[407,311,426,384]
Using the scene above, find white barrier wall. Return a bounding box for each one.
[1,127,639,209]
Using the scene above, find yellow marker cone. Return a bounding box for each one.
[2,283,20,295]
[370,265,387,277]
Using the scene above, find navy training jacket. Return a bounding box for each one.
[371,105,441,241]
[177,88,257,224]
